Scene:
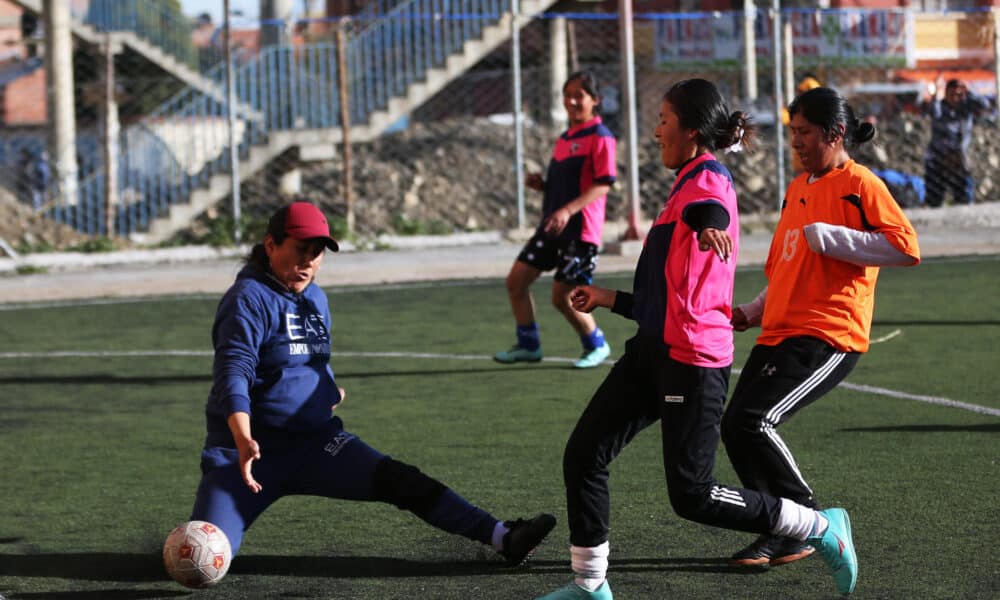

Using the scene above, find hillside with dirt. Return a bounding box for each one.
[3,111,999,254]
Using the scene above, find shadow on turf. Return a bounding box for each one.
[231,555,750,577]
[5,592,187,599]
[842,423,1000,433]
[0,553,753,588]
[0,553,166,582]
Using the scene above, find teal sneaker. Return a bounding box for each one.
[807,508,858,596]
[572,342,611,369]
[536,581,613,600]
[494,345,543,364]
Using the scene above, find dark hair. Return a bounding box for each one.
[564,70,602,115]
[788,87,875,147]
[663,78,755,152]
[945,79,965,92]
[245,205,291,271]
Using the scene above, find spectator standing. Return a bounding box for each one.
[923,79,990,207]
[16,149,49,210]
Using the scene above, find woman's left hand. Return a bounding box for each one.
[333,386,346,411]
[543,208,571,236]
[698,227,733,262]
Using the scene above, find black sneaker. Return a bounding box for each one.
[730,534,815,567]
[499,513,557,566]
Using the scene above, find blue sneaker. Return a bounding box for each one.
[572,342,611,369]
[536,581,613,600]
[807,508,858,596]
[494,345,543,364]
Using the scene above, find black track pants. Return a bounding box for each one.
[563,334,783,548]
[722,336,860,508]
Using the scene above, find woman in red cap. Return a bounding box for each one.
[177,202,555,583]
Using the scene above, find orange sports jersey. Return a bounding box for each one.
[758,160,920,353]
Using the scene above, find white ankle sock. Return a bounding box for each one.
[773,499,827,541]
[571,542,610,592]
[491,521,509,551]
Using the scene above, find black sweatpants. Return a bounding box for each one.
[721,336,860,509]
[563,334,783,548]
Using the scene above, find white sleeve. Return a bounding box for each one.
[738,286,767,327]
[803,222,918,267]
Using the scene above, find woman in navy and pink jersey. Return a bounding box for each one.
[494,70,618,369]
[536,80,858,600]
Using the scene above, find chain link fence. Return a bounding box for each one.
[1,4,997,251]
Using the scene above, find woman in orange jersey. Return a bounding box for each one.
[722,87,920,568]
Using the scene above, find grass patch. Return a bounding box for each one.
[0,256,997,599]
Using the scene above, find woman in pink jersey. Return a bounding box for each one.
[722,87,919,569]
[536,80,858,600]
[494,70,617,369]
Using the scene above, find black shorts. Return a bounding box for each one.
[516,232,599,285]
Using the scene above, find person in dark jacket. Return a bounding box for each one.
[923,79,990,207]
[182,202,555,582]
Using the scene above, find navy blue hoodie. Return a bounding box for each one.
[204,265,341,448]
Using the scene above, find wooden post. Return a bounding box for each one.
[336,19,354,234]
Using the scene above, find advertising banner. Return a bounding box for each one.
[654,9,915,69]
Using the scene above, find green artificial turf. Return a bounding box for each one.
[0,255,997,599]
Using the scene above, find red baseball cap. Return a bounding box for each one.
[283,202,339,252]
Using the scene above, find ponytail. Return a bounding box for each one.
[720,110,756,154]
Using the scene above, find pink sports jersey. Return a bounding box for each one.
[543,116,617,246]
[632,154,738,367]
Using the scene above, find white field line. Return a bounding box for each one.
[1,349,998,417]
[870,329,902,344]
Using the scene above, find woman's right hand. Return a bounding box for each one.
[228,411,263,493]
[571,285,614,313]
[525,173,544,191]
[731,306,751,332]
[237,437,263,493]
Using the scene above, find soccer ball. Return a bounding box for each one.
[163,520,232,588]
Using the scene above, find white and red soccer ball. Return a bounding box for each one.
[163,520,232,588]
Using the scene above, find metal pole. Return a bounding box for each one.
[619,0,641,240]
[771,0,785,212]
[102,33,120,237]
[512,0,525,230]
[225,0,242,244]
[336,20,355,234]
[549,16,568,130]
[993,10,1000,103]
[742,0,757,103]
[783,18,794,106]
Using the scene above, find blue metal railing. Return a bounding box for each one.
[61,0,515,236]
[79,0,218,71]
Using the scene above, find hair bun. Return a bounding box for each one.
[856,121,876,144]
